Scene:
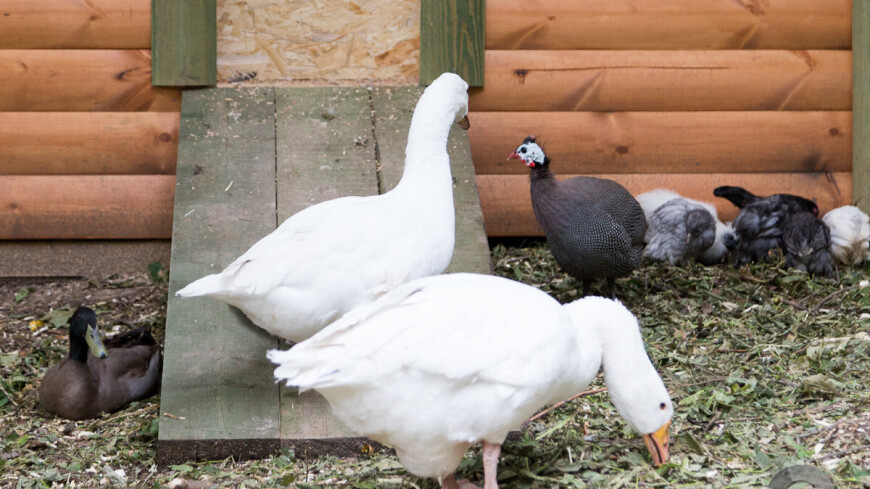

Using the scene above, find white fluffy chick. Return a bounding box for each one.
[822,205,870,265]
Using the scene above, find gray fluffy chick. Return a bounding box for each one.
[644,198,717,266]
[782,211,833,277]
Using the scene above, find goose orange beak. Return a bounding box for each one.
[642,420,670,466]
[456,115,470,130]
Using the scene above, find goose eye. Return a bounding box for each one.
[659,402,667,410]
[520,147,527,154]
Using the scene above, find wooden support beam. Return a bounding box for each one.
[0,175,174,239]
[0,0,150,49]
[151,0,216,86]
[469,111,851,175]
[486,0,851,50]
[0,50,181,111]
[420,0,485,87]
[469,50,851,112]
[0,112,179,175]
[159,88,279,464]
[854,0,870,212]
[477,172,853,237]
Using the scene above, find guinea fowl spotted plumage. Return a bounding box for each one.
[713,186,818,266]
[39,307,162,420]
[509,136,646,298]
[782,212,833,276]
[822,205,870,266]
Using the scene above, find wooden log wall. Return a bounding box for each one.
[471,0,854,236]
[0,0,181,240]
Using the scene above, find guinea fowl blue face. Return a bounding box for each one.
[509,136,548,168]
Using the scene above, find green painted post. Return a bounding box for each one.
[420,0,485,87]
[151,0,217,86]
[855,0,870,211]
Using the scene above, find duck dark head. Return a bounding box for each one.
[508,135,549,169]
[68,306,108,361]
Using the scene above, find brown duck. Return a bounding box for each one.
[39,306,162,420]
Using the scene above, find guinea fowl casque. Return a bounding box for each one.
[39,307,162,421]
[822,205,870,266]
[636,188,735,265]
[509,136,646,298]
[176,73,470,342]
[269,273,673,489]
[713,185,818,266]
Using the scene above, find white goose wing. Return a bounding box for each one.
[269,274,574,392]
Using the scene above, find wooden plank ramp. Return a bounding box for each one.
[158,86,490,464]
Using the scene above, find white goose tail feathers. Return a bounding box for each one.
[175,272,247,299]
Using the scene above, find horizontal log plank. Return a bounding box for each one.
[478,172,852,236]
[0,112,179,175]
[487,0,851,50]
[0,0,150,49]
[469,111,851,175]
[0,50,181,111]
[469,50,851,112]
[0,175,175,239]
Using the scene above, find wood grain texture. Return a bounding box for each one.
[0,175,174,239]
[275,87,379,222]
[371,86,491,274]
[486,0,851,50]
[159,88,279,458]
[151,0,217,86]
[0,0,150,49]
[854,0,870,212]
[0,50,181,111]
[0,112,179,175]
[0,240,169,278]
[469,50,851,112]
[469,111,852,175]
[478,172,853,236]
[420,0,485,87]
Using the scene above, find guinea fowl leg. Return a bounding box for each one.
[582,280,592,297]
[606,277,616,299]
[482,441,501,489]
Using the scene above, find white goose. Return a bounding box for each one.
[269,273,674,489]
[176,73,469,342]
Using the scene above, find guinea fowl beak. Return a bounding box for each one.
[508,151,520,161]
[456,115,470,130]
[642,420,671,466]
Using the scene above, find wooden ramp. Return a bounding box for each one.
[158,86,491,464]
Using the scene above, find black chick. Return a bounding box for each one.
[782,211,833,276]
[713,186,818,266]
[509,136,646,298]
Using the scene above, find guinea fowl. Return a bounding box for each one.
[822,205,870,266]
[270,273,673,489]
[39,307,162,420]
[509,136,646,298]
[176,73,470,342]
[637,189,735,265]
[782,212,833,276]
[713,186,818,266]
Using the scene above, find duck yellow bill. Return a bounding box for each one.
[642,420,671,466]
[85,325,108,359]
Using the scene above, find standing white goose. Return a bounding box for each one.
[176,73,469,342]
[269,273,674,489]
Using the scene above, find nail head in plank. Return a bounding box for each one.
[159,87,279,464]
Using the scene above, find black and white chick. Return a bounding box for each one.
[822,205,870,266]
[713,186,818,266]
[782,211,833,277]
[637,189,735,265]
